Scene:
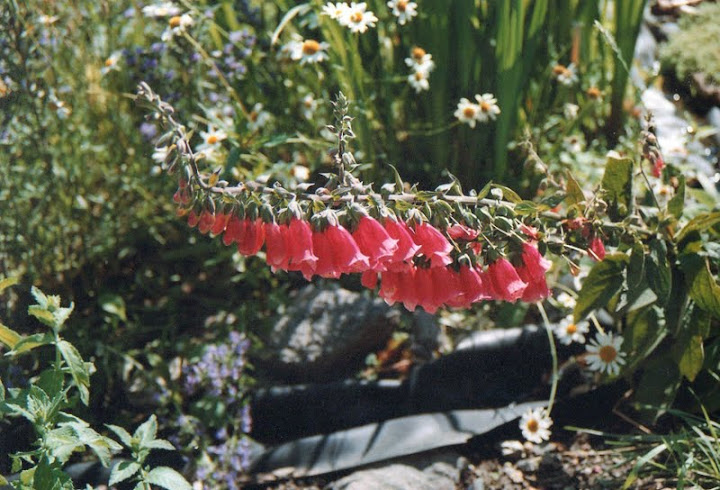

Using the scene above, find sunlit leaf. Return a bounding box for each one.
[601,155,633,221]
[574,253,628,322]
[145,466,192,490]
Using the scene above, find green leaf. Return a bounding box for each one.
[514,200,543,216]
[645,238,671,304]
[601,155,633,221]
[0,376,4,402]
[565,171,585,206]
[0,323,22,349]
[633,356,681,423]
[145,466,192,490]
[676,211,720,244]
[673,303,710,383]
[46,426,84,464]
[106,424,134,447]
[0,276,19,293]
[491,184,522,203]
[134,414,158,446]
[667,175,685,219]
[627,241,645,289]
[34,457,74,490]
[680,254,720,319]
[10,332,54,355]
[57,340,90,405]
[145,438,176,451]
[30,286,49,309]
[28,305,56,327]
[52,304,74,329]
[574,253,628,322]
[109,461,141,486]
[475,180,492,200]
[99,294,126,321]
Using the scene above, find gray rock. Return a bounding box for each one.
[707,106,720,146]
[258,284,399,382]
[410,310,442,360]
[329,451,464,490]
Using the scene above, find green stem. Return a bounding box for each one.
[537,302,558,414]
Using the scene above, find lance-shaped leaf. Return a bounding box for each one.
[601,155,633,221]
[574,253,628,322]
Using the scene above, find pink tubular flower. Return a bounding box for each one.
[486,258,528,302]
[265,222,290,270]
[651,155,664,178]
[361,270,379,290]
[210,212,230,236]
[223,215,242,246]
[285,218,318,274]
[378,270,401,305]
[237,218,266,256]
[588,236,606,261]
[447,265,490,307]
[447,224,479,241]
[516,243,551,302]
[413,222,453,268]
[187,210,200,228]
[352,216,399,271]
[197,210,216,235]
[383,218,421,270]
[313,225,370,278]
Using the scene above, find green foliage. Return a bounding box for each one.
[660,2,720,87]
[0,281,190,489]
[107,415,191,490]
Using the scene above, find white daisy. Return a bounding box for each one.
[101,51,123,75]
[161,13,193,42]
[321,2,350,21]
[288,38,330,65]
[142,2,181,18]
[552,63,578,86]
[408,69,430,93]
[586,331,626,376]
[247,103,272,132]
[454,98,480,128]
[519,407,552,444]
[554,315,589,345]
[555,292,576,309]
[474,93,501,122]
[563,103,579,120]
[387,0,418,25]
[339,2,378,33]
[301,93,318,120]
[404,47,435,75]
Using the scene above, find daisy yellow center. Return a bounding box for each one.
[351,11,364,23]
[412,47,426,60]
[565,323,577,335]
[207,135,219,144]
[414,72,424,81]
[169,16,182,28]
[302,40,321,55]
[526,418,539,433]
[397,0,408,11]
[552,64,566,76]
[304,99,313,108]
[479,101,491,112]
[249,111,258,122]
[598,345,617,363]
[105,58,114,67]
[462,106,475,118]
[587,87,601,99]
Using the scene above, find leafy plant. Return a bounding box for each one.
[107,415,191,490]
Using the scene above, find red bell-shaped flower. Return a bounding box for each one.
[383,218,420,271]
[352,216,398,271]
[285,218,318,274]
[413,222,453,268]
[486,258,528,302]
[210,212,230,236]
[515,243,551,302]
[265,222,290,270]
[197,210,216,235]
[588,236,606,261]
[237,218,265,256]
